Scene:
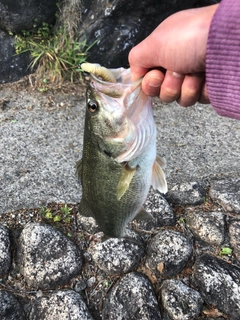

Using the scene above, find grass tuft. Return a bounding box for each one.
[14,1,95,85]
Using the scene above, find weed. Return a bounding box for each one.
[40,207,53,219]
[60,204,73,223]
[219,247,232,256]
[14,0,96,85]
[15,23,95,84]
[39,204,72,223]
[61,204,72,216]
[53,215,62,222]
[179,217,186,224]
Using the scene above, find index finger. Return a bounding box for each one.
[128,39,157,81]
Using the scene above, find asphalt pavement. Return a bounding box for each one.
[0,87,239,213]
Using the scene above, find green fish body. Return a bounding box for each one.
[77,65,167,238]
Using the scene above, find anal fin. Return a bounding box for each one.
[135,207,153,221]
[78,199,94,218]
[151,155,168,194]
[75,159,82,180]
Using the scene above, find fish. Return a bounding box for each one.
[76,62,167,239]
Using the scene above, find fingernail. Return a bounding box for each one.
[147,77,162,96]
[172,71,184,78]
[148,76,162,88]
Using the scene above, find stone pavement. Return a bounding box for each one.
[0,181,240,319]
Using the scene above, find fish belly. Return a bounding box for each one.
[81,139,155,238]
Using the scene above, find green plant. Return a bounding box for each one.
[40,207,53,219]
[61,203,72,216]
[15,22,95,83]
[219,247,232,256]
[53,215,62,222]
[39,204,72,223]
[15,22,52,55]
[179,217,186,224]
[60,204,72,223]
[39,206,45,215]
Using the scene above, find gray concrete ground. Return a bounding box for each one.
[0,85,239,213]
[154,100,240,185]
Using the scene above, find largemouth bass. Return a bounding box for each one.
[76,63,167,238]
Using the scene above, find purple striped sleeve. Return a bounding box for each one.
[206,0,240,120]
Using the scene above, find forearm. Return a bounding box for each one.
[206,0,240,120]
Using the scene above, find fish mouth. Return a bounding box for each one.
[90,70,142,98]
[81,63,143,98]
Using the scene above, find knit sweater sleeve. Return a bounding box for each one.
[206,0,240,120]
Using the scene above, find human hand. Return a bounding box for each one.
[128,4,219,106]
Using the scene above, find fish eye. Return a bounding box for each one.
[87,99,99,113]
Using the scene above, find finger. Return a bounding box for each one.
[129,37,162,81]
[130,65,149,82]
[198,82,210,104]
[129,44,150,81]
[141,69,165,96]
[159,70,185,103]
[177,73,205,107]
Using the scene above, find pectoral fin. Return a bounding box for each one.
[75,159,82,180]
[151,155,168,194]
[117,165,136,200]
[78,199,94,218]
[135,207,153,221]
